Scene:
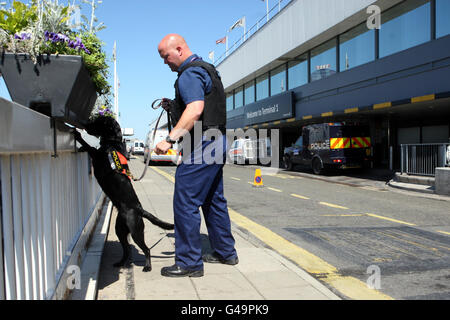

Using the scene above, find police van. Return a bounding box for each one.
[283,123,372,175]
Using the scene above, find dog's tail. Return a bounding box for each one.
[142,210,174,230]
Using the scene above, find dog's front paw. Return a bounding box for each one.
[142,266,152,272]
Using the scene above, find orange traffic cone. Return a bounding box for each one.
[253,168,264,188]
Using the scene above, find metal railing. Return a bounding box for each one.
[0,99,103,300]
[214,0,292,66]
[400,143,450,177]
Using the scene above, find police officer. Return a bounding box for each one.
[155,34,238,278]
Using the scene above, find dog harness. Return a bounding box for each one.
[108,150,133,180]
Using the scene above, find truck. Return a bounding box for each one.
[283,123,372,175]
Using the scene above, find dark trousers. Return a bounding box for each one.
[173,135,237,270]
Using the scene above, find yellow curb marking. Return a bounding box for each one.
[151,165,393,300]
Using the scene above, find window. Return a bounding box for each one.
[340,23,375,71]
[234,86,244,109]
[270,64,287,96]
[256,73,269,101]
[310,38,337,82]
[288,54,308,89]
[244,80,255,105]
[226,92,234,111]
[436,0,450,38]
[379,0,430,58]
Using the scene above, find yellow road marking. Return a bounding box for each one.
[377,230,442,256]
[152,164,394,300]
[268,187,282,193]
[291,193,310,200]
[438,231,450,236]
[321,214,365,217]
[319,202,349,210]
[230,177,241,181]
[228,208,393,300]
[366,213,416,226]
[150,166,175,183]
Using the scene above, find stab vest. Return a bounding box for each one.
[172,60,226,130]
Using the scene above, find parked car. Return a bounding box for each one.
[131,140,145,155]
[283,122,372,175]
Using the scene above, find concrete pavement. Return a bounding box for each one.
[94,159,341,301]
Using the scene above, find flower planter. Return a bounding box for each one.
[0,52,97,128]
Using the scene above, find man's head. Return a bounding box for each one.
[158,34,193,72]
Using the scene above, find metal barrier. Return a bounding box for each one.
[0,98,103,300]
[400,143,450,177]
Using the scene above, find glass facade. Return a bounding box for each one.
[380,0,430,58]
[340,23,375,71]
[234,86,244,109]
[226,0,444,109]
[244,80,255,105]
[436,0,450,38]
[310,38,337,82]
[226,92,233,111]
[270,64,287,96]
[256,73,269,101]
[288,54,308,89]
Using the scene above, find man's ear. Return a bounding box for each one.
[177,46,183,56]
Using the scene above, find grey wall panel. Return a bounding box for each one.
[217,0,403,90]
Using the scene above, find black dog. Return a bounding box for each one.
[74,116,174,272]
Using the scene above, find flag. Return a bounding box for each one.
[216,36,226,45]
[208,51,215,62]
[113,41,117,61]
[229,16,246,32]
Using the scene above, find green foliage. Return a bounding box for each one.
[0,0,111,98]
[0,1,37,35]
[43,31,111,96]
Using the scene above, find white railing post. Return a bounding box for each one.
[1,156,16,300]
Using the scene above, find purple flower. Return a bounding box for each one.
[14,33,31,41]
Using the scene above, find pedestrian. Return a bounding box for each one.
[155,34,238,278]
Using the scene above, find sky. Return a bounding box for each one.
[0,0,289,142]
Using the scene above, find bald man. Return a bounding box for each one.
[156,34,238,278]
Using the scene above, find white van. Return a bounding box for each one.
[228,138,258,164]
[131,140,145,155]
[228,137,272,165]
[144,128,180,165]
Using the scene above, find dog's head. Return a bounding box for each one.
[85,116,123,142]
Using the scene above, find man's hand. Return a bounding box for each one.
[154,140,172,155]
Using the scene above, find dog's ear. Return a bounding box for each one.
[103,117,123,141]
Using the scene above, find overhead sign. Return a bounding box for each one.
[244,91,293,126]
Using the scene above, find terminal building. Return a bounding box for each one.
[216,0,450,170]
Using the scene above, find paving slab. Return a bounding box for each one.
[96,159,340,301]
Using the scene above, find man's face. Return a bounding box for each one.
[159,45,181,72]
